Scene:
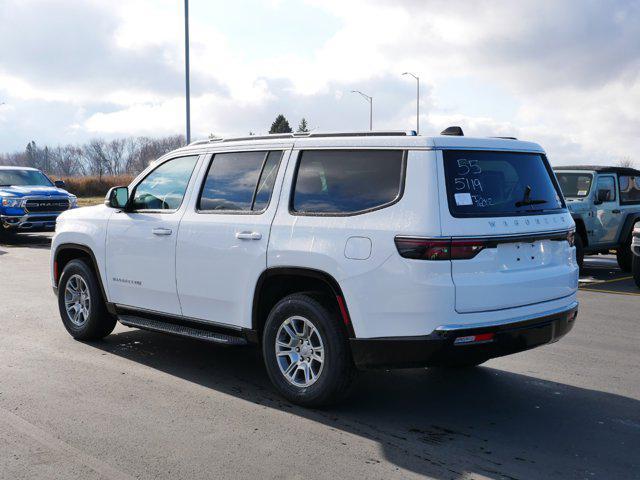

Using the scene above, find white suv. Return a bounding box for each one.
[51,129,579,406]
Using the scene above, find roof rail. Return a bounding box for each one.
[188,130,417,146]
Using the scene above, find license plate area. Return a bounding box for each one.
[498,241,545,269]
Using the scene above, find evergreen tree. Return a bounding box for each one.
[297,118,309,133]
[269,114,292,134]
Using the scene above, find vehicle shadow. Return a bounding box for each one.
[88,329,639,479]
[579,256,639,294]
[0,232,52,253]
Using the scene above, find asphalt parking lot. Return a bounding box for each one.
[0,233,638,480]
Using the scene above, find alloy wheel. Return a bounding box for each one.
[64,274,91,327]
[275,315,325,387]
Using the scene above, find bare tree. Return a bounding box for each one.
[617,156,635,168]
[0,134,187,177]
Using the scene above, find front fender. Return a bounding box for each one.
[51,206,113,293]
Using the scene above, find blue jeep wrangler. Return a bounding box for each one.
[554,166,640,271]
[0,166,77,237]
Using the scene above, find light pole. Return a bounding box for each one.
[402,72,419,134]
[351,90,373,131]
[184,0,191,144]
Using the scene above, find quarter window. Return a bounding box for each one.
[198,151,283,212]
[131,155,199,211]
[292,150,404,215]
[619,175,640,204]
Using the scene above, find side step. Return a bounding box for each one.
[118,315,248,346]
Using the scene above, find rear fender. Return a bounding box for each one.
[619,213,640,245]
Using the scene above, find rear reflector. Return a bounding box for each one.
[336,295,351,327]
[454,332,495,345]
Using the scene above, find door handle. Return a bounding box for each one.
[152,228,173,236]
[612,209,621,214]
[235,231,262,240]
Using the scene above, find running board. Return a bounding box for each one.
[118,315,248,346]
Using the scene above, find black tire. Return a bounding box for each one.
[262,293,355,407]
[616,238,632,272]
[57,259,116,340]
[0,228,15,241]
[633,254,640,289]
[575,234,585,271]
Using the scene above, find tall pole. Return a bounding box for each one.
[416,76,419,134]
[402,72,419,134]
[184,0,191,144]
[351,90,373,131]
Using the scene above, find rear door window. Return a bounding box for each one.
[619,175,640,204]
[443,150,564,217]
[292,150,404,215]
[198,151,283,212]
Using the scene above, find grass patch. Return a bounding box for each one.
[77,197,104,207]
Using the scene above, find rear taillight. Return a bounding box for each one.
[395,237,486,260]
[566,229,575,247]
[394,238,450,260]
[450,239,487,260]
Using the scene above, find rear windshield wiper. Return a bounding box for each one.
[515,185,548,208]
[516,199,548,207]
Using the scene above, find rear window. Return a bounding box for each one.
[443,150,564,217]
[556,172,593,198]
[292,150,404,215]
[619,175,640,204]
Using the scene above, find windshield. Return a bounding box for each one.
[0,169,53,187]
[555,172,593,198]
[443,150,565,217]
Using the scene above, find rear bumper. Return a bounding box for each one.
[350,302,578,369]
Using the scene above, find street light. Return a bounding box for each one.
[351,90,373,131]
[184,0,191,144]
[402,72,419,134]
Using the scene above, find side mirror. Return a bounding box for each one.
[54,180,66,188]
[105,186,129,209]
[594,189,610,205]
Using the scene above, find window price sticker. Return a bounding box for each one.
[454,192,473,206]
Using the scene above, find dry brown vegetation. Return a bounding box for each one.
[59,175,134,197]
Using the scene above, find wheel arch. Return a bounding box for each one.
[54,243,114,313]
[618,212,640,246]
[252,267,356,340]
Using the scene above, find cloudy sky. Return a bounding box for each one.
[0,0,638,165]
